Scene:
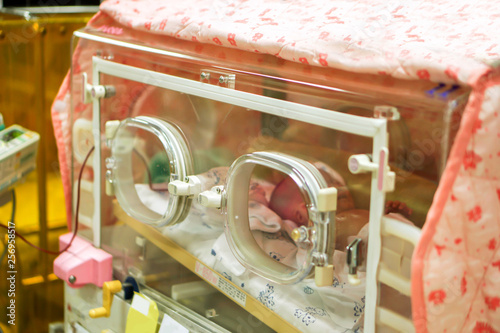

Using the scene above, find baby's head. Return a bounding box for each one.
[269,164,355,227]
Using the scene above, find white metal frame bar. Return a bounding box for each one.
[92,62,102,248]
[92,56,388,332]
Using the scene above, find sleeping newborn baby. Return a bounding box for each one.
[240,161,371,256]
[138,160,412,272]
[266,162,366,251]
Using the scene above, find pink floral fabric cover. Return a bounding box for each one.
[51,0,500,332]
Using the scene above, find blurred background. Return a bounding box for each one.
[1,2,98,332]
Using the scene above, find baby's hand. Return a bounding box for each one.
[249,181,269,205]
[385,201,412,219]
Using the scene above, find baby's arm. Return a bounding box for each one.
[248,180,271,206]
[385,201,413,219]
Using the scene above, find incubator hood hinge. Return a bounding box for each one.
[200,70,236,89]
[82,72,116,104]
[374,105,400,120]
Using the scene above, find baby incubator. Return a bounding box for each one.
[51,5,478,333]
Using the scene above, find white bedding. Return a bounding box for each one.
[135,184,366,332]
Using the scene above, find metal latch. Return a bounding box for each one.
[348,148,396,192]
[346,238,363,286]
[82,72,116,104]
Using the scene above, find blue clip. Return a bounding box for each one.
[438,84,460,99]
[425,83,446,97]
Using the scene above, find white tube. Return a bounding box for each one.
[381,216,421,246]
[377,307,415,333]
[378,264,411,297]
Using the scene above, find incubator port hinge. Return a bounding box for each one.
[168,176,202,197]
[346,238,363,286]
[312,253,334,287]
[82,72,116,104]
[348,148,396,192]
[198,186,224,209]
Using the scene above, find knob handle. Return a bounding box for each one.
[89,280,122,319]
[348,154,377,174]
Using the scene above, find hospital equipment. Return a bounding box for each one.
[0,124,39,193]
[50,1,500,332]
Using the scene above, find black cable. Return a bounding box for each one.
[10,189,15,224]
[0,146,94,255]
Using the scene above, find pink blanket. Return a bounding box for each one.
[51,1,500,332]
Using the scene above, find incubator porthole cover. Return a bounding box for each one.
[223,151,336,285]
[109,116,194,227]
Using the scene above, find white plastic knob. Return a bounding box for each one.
[198,190,222,208]
[348,154,377,174]
[90,85,106,99]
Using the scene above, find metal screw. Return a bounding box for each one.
[68,275,76,284]
[104,85,116,98]
[219,75,227,84]
[215,187,221,194]
[312,253,327,266]
[184,176,190,182]
[205,308,218,318]
[200,72,210,80]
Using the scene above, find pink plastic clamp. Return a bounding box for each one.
[53,233,112,288]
